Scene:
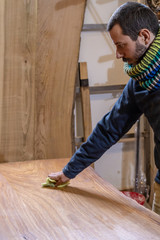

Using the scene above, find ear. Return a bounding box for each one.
[138,29,153,45]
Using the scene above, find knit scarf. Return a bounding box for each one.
[124,29,160,91]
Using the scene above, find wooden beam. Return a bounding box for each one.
[79,62,92,142]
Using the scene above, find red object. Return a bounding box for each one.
[121,191,145,205]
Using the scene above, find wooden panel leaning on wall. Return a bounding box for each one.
[0,0,86,163]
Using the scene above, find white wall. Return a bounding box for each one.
[78,0,145,190]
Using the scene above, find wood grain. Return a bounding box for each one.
[0,0,36,162]
[35,0,86,159]
[0,0,86,162]
[0,158,160,240]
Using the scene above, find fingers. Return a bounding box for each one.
[48,171,61,181]
[48,171,70,186]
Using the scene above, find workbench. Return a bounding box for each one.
[0,158,160,240]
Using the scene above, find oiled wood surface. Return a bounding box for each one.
[0,159,160,240]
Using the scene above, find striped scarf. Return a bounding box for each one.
[124,29,160,91]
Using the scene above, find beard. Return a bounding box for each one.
[123,40,147,65]
[134,40,147,63]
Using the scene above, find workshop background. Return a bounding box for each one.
[76,0,156,200]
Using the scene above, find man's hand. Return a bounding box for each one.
[48,171,70,186]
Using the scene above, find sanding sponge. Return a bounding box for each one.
[42,177,70,188]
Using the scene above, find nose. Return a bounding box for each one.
[116,50,123,59]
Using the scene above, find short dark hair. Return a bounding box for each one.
[107,2,159,40]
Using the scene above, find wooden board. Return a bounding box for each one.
[0,0,86,162]
[79,62,92,142]
[0,0,36,162]
[0,158,160,240]
[35,0,86,159]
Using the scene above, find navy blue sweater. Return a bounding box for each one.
[63,78,160,184]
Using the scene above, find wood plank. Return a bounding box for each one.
[35,0,86,159]
[0,0,86,162]
[79,62,92,141]
[0,0,36,162]
[149,128,158,207]
[0,158,160,240]
[0,0,5,152]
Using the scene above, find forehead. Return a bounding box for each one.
[109,24,132,45]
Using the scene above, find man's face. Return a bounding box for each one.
[109,24,147,66]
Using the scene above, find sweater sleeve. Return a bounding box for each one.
[63,79,142,179]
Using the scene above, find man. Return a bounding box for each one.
[49,2,160,214]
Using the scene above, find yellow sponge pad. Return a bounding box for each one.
[42,177,69,188]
